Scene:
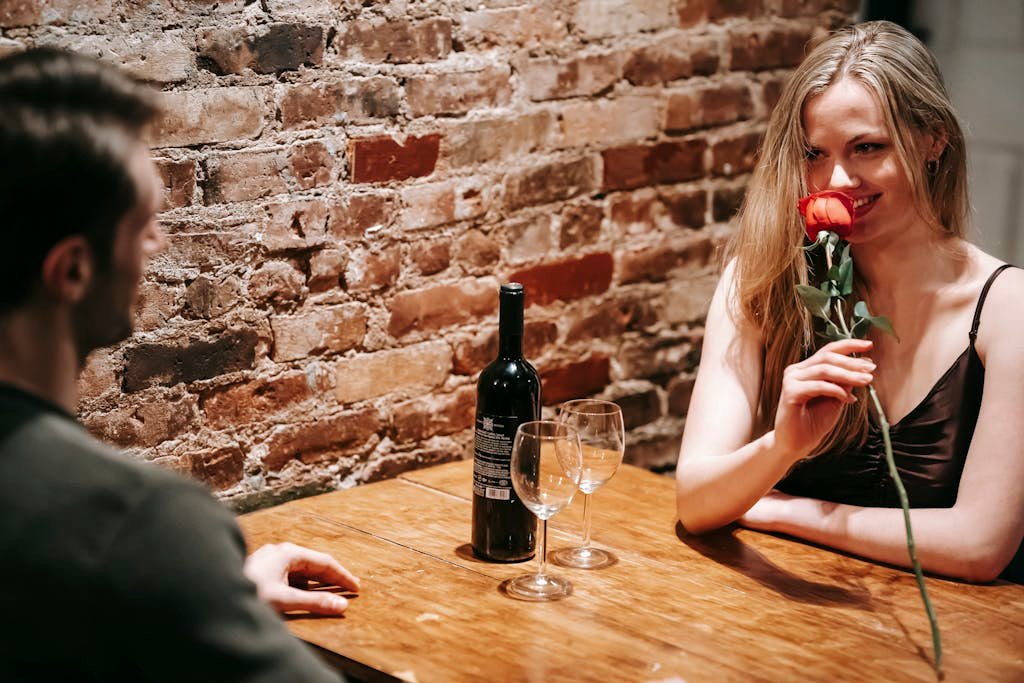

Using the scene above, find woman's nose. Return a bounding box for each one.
[830,161,859,189]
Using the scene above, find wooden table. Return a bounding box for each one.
[239,460,1024,682]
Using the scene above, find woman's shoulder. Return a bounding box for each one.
[967,245,1024,357]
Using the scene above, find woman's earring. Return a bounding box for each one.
[926,158,939,176]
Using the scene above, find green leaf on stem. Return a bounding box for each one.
[823,321,846,341]
[797,284,831,320]
[838,258,854,296]
[851,316,872,339]
[853,301,899,340]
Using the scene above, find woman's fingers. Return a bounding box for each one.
[796,338,873,369]
[791,363,873,388]
[785,379,855,405]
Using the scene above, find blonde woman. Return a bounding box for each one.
[675,21,1023,583]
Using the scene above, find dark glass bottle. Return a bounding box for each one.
[471,283,540,562]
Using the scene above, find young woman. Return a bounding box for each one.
[675,21,1024,583]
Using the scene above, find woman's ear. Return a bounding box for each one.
[41,236,94,304]
[924,129,949,163]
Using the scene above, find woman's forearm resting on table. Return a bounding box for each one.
[740,493,1019,583]
[676,430,802,534]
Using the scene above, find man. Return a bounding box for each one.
[0,48,357,680]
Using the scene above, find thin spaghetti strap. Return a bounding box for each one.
[970,264,1017,344]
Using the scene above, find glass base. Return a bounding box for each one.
[503,573,573,601]
[551,546,617,570]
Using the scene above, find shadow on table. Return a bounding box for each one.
[675,522,872,609]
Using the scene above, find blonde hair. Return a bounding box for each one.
[727,21,969,455]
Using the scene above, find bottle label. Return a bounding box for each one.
[473,413,521,500]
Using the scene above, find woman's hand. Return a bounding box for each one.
[243,542,360,615]
[773,338,875,462]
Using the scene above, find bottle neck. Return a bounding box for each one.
[497,294,524,359]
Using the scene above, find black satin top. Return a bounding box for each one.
[777,264,1023,582]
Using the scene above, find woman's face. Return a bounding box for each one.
[802,77,934,244]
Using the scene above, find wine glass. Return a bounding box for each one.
[551,399,625,570]
[504,420,583,602]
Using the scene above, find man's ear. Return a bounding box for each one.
[41,236,94,304]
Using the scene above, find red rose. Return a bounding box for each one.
[798,191,855,241]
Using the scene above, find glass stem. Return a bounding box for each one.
[537,519,548,580]
[581,492,593,549]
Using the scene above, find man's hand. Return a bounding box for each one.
[243,542,360,615]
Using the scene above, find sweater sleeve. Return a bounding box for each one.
[94,478,344,683]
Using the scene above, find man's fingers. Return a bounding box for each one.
[267,586,349,615]
[287,547,361,592]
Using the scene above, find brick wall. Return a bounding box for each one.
[0,0,855,510]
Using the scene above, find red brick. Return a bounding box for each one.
[202,372,313,428]
[1,0,111,27]
[280,77,402,129]
[524,320,560,360]
[308,249,348,292]
[350,134,440,184]
[263,408,382,471]
[779,0,859,16]
[203,149,287,204]
[668,375,697,416]
[519,52,621,101]
[541,355,611,405]
[155,158,196,209]
[615,389,663,429]
[452,317,554,376]
[261,199,331,252]
[618,235,714,284]
[665,83,754,132]
[661,188,708,229]
[458,6,567,48]
[663,270,719,324]
[288,141,334,190]
[334,341,452,404]
[559,202,604,250]
[625,435,681,469]
[506,157,598,210]
[392,385,475,442]
[442,112,555,168]
[363,447,463,484]
[388,277,499,338]
[602,139,707,191]
[567,296,656,341]
[455,230,500,269]
[558,96,661,149]
[713,184,745,221]
[337,17,451,63]
[123,328,260,392]
[412,241,451,276]
[573,0,675,39]
[77,348,118,401]
[506,214,555,264]
[623,34,719,86]
[400,177,492,231]
[247,260,307,306]
[406,66,512,117]
[58,33,192,83]
[711,131,762,176]
[730,26,812,72]
[344,246,401,293]
[133,281,182,332]
[270,303,366,362]
[328,193,392,238]
[678,0,708,27]
[0,39,22,58]
[156,231,250,272]
[152,87,265,148]
[188,446,244,491]
[84,391,198,448]
[197,24,323,75]
[619,335,701,379]
[708,0,762,20]
[183,274,244,320]
[509,252,613,307]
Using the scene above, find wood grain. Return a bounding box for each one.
[239,461,1024,682]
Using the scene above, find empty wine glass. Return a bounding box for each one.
[504,420,583,601]
[551,399,624,570]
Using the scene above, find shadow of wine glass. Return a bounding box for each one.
[675,522,872,609]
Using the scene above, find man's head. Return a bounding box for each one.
[0,48,164,355]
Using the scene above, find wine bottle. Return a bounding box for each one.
[471,282,540,562]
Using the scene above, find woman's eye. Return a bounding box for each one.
[805,148,823,161]
[855,143,882,154]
